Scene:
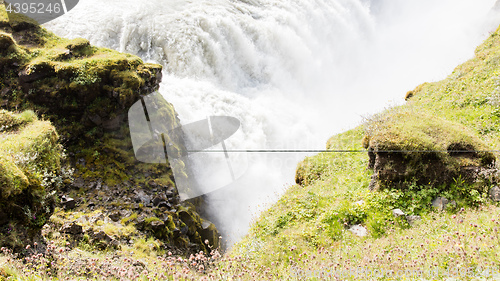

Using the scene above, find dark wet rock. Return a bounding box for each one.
[88,114,102,126]
[135,217,146,231]
[61,195,76,210]
[0,87,10,98]
[0,33,15,53]
[158,201,171,209]
[101,114,125,131]
[92,230,111,242]
[199,220,220,249]
[152,197,162,207]
[60,222,83,235]
[180,225,189,235]
[172,228,181,238]
[121,210,132,218]
[140,218,171,240]
[108,211,122,222]
[178,210,198,236]
[18,65,56,84]
[165,190,175,198]
[0,212,8,226]
[150,220,167,239]
[150,220,165,232]
[92,230,119,250]
[72,177,85,189]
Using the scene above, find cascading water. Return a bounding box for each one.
[46,0,500,246]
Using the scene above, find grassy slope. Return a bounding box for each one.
[228,26,500,279]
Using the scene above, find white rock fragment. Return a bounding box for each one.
[392,209,405,217]
[354,200,365,206]
[348,224,367,237]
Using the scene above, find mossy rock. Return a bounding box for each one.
[295,157,325,186]
[0,110,61,251]
[0,5,218,254]
[364,108,495,190]
[199,219,220,249]
[0,4,162,141]
[0,154,29,198]
[64,38,91,55]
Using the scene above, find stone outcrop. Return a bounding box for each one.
[0,6,219,254]
[364,110,496,191]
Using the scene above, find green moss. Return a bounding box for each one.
[0,110,61,249]
[17,110,36,123]
[0,111,61,189]
[64,38,91,56]
[0,3,162,141]
[144,217,161,224]
[0,154,29,198]
[164,215,176,231]
[120,212,138,225]
[0,109,35,132]
[365,108,495,170]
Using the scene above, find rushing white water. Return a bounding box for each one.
[46,0,500,246]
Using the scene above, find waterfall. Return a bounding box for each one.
[45,0,500,246]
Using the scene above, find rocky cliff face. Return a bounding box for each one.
[0,7,219,254]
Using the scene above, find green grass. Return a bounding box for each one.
[227,24,500,280]
[0,109,62,249]
[406,26,500,150]
[0,110,60,196]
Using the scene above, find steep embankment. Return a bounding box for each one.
[0,5,218,255]
[230,25,500,279]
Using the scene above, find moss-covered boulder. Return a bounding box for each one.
[0,6,161,141]
[0,6,219,254]
[0,109,62,250]
[364,108,496,190]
